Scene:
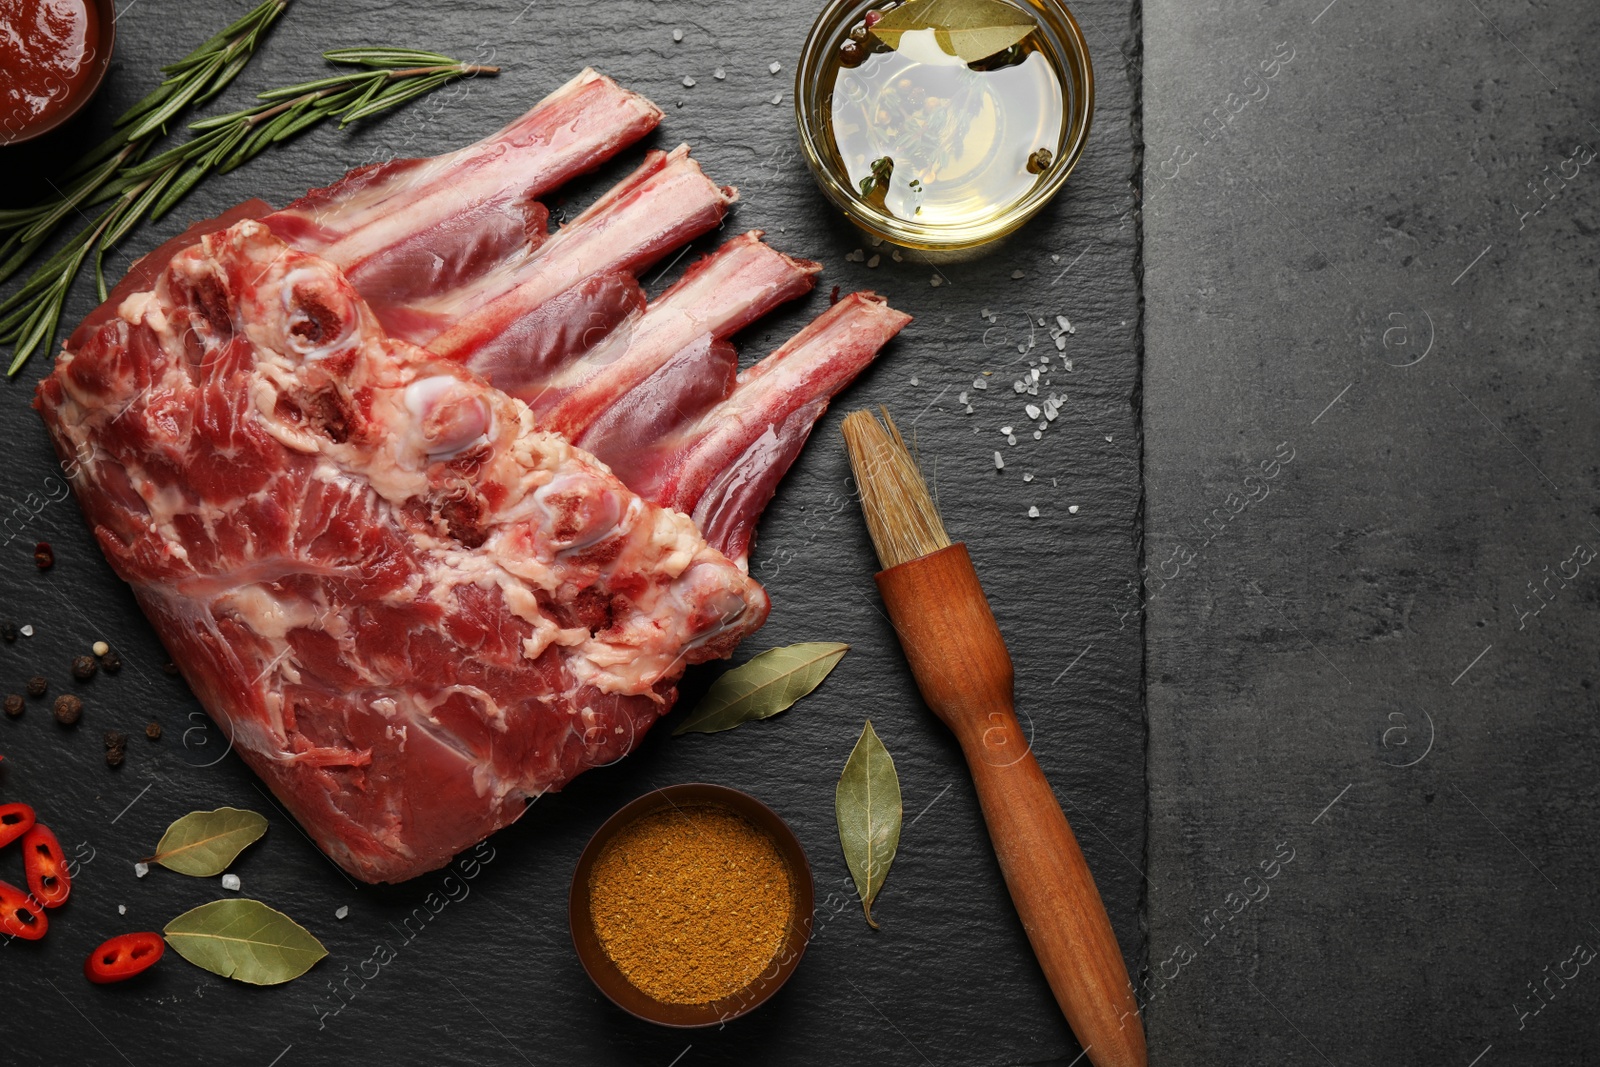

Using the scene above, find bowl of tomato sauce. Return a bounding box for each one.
[0,0,116,146]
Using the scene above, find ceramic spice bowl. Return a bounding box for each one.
[569,783,816,1027]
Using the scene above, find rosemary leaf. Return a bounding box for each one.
[322,47,458,68]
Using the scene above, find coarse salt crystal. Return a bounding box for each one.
[20,625,33,637]
[117,904,126,915]
[682,75,696,87]
[1007,434,1018,445]
[672,28,683,40]
[973,378,987,390]
[771,93,783,105]
[134,862,148,878]
[909,376,920,386]
[1013,380,1026,393]
[1039,421,1048,431]
[930,275,943,286]
[965,405,974,414]
[1000,425,1013,435]
[1017,343,1027,354]
[1028,506,1040,518]
[1031,367,1040,381]
[1032,430,1042,440]
[222,873,241,891]
[1023,473,1034,482]
[867,254,880,268]
[981,308,991,318]
[892,249,903,262]
[958,391,968,404]
[1069,505,1080,514]
[336,905,350,920]
[1056,315,1071,331]
[714,68,726,80]
[994,452,1004,470]
[1105,435,1113,442]
[1011,270,1025,279]
[769,61,782,74]
[1025,404,1041,420]
[1054,334,1067,351]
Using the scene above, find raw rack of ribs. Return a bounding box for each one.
[36,70,910,883]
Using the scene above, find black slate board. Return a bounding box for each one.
[1143,0,1600,1062]
[0,1,1145,1064]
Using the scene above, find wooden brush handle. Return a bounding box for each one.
[876,544,1146,1067]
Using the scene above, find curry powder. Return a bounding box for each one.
[589,804,794,1005]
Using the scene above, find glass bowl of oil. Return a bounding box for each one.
[794,0,1093,251]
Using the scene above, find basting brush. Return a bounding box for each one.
[841,407,1146,1067]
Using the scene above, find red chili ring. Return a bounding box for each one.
[21,823,70,908]
[84,932,165,984]
[0,879,47,940]
[0,802,35,849]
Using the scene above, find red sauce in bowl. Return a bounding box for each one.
[0,0,101,141]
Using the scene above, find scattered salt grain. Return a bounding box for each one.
[958,391,968,404]
[682,75,696,87]
[1013,380,1026,393]
[1016,342,1026,354]
[1056,315,1073,333]
[973,378,987,390]
[714,68,726,80]
[1007,434,1018,445]
[1032,430,1042,440]
[1028,506,1040,518]
[117,904,126,915]
[20,625,33,637]
[672,28,683,41]
[993,451,1004,470]
[769,61,782,74]
[1054,334,1067,351]
[1011,269,1025,280]
[965,405,974,414]
[1000,425,1013,435]
[930,274,943,286]
[892,249,903,262]
[771,93,783,105]
[981,308,991,318]
[222,873,241,891]
[1023,473,1034,482]
[1069,505,1080,514]
[1031,367,1040,381]
[909,376,920,386]
[134,862,148,878]
[336,905,350,920]
[93,640,109,656]
[1025,404,1041,420]
[867,254,880,268]
[1104,435,1113,442]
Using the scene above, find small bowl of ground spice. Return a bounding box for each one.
[570,783,814,1027]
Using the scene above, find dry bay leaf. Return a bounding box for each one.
[164,899,327,985]
[836,719,902,928]
[148,807,268,877]
[673,642,849,735]
[870,0,1038,65]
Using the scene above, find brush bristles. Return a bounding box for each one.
[841,407,951,570]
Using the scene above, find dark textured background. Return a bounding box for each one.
[1143,0,1600,1064]
[0,1,1145,1064]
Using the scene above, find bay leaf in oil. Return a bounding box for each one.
[673,642,849,735]
[836,719,902,929]
[870,0,1037,65]
[164,899,327,985]
[148,806,268,877]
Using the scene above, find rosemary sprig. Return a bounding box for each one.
[0,0,288,285]
[1,49,498,376]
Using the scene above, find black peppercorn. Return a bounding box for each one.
[26,676,46,697]
[3,694,22,717]
[98,649,122,674]
[145,720,162,741]
[71,654,97,680]
[53,693,82,726]
[103,730,128,750]
[105,747,124,768]
[0,622,16,642]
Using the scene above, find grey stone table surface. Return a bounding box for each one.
[1142,0,1600,1063]
[0,1,1143,1065]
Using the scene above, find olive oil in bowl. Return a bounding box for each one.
[795,0,1093,251]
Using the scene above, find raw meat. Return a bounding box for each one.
[37,69,910,883]
[37,222,769,883]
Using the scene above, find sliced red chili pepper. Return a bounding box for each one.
[21,823,70,908]
[0,879,47,940]
[84,932,165,984]
[0,802,35,848]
